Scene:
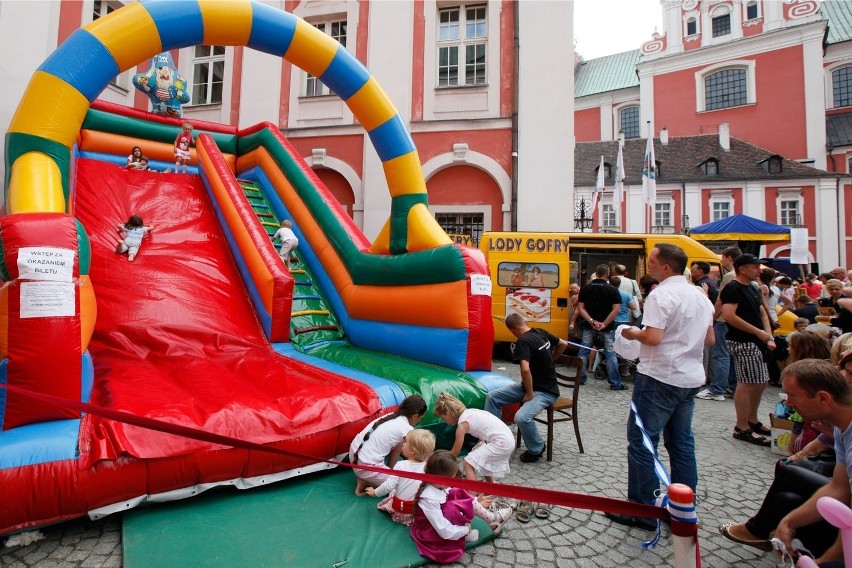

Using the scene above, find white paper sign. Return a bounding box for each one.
[17,247,76,282]
[20,281,75,318]
[789,228,809,265]
[470,274,492,296]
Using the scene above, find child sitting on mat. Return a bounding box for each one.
[410,450,511,564]
[433,392,515,483]
[365,428,436,526]
[349,394,427,496]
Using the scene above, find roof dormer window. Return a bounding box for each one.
[760,156,783,174]
[700,158,719,175]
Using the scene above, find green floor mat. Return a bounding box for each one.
[123,468,495,568]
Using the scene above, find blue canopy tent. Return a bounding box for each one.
[689,214,791,258]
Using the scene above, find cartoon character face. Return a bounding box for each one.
[156,64,173,88]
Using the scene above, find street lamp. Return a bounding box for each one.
[574,197,594,232]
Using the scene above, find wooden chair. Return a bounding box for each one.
[516,355,584,461]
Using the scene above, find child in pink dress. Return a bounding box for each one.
[365,429,435,526]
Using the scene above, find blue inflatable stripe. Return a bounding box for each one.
[466,371,517,394]
[199,169,272,338]
[0,419,81,469]
[272,343,404,407]
[247,1,297,56]
[39,29,119,102]
[322,48,371,101]
[0,359,6,431]
[347,319,468,370]
[76,151,198,175]
[140,0,204,49]
[368,115,416,163]
[81,351,94,405]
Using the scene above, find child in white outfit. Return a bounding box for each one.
[366,429,435,526]
[272,220,299,270]
[349,394,427,495]
[433,391,515,482]
[115,215,154,262]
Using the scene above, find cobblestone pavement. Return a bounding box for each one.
[1,358,786,567]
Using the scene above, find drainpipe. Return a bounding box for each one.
[511,0,519,231]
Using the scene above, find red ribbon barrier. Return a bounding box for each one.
[1,382,669,521]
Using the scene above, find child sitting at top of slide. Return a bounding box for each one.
[349,394,427,495]
[365,428,436,526]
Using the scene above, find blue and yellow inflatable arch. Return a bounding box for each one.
[6,0,449,254]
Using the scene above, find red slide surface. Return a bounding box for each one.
[73,158,380,463]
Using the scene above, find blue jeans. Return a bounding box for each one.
[577,324,622,388]
[485,383,557,455]
[627,373,700,506]
[708,321,738,396]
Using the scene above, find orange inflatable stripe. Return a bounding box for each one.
[248,148,469,328]
[77,129,236,171]
[198,143,274,313]
[79,275,96,353]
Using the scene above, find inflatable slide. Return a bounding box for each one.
[0,1,510,535]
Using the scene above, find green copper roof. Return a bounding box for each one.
[823,0,852,45]
[574,49,640,98]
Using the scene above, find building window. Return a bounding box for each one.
[191,45,225,105]
[701,158,719,175]
[620,106,640,139]
[436,212,484,247]
[602,204,618,230]
[654,202,671,228]
[780,200,800,227]
[833,66,852,108]
[712,13,731,37]
[712,201,730,221]
[760,156,783,174]
[437,5,487,87]
[746,1,759,20]
[705,68,747,110]
[686,17,697,36]
[305,19,347,97]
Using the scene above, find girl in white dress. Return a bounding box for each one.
[349,394,427,495]
[433,392,515,483]
[365,428,435,526]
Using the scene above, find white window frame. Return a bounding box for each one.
[825,61,852,110]
[653,194,674,232]
[702,2,742,46]
[616,104,640,139]
[743,1,760,22]
[776,188,803,227]
[304,18,347,97]
[436,4,488,88]
[601,202,619,231]
[709,190,733,222]
[189,45,226,106]
[683,13,699,38]
[695,60,756,113]
[710,4,731,38]
[91,0,130,91]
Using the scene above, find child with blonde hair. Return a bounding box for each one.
[410,450,510,564]
[365,429,435,526]
[349,394,427,495]
[433,392,515,483]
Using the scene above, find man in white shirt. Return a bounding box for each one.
[605,243,714,531]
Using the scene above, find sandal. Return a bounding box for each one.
[535,503,552,519]
[748,421,772,436]
[488,506,513,533]
[733,427,770,447]
[516,501,533,523]
[719,523,773,552]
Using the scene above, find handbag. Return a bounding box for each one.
[629,280,642,321]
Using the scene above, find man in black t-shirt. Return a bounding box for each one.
[577,264,627,390]
[485,313,568,462]
[721,254,776,447]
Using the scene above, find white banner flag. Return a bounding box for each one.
[613,139,625,217]
[591,154,605,212]
[642,123,656,207]
[789,228,809,264]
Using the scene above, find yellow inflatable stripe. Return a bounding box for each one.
[84,2,161,71]
[8,152,66,214]
[286,19,338,77]
[406,203,452,252]
[8,71,89,147]
[79,275,96,353]
[346,77,397,132]
[382,151,427,198]
[291,310,329,317]
[199,0,253,46]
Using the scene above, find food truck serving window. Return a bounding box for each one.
[497,262,559,289]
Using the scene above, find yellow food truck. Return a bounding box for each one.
[479,232,722,343]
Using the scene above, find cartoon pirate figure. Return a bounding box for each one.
[132,52,191,117]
